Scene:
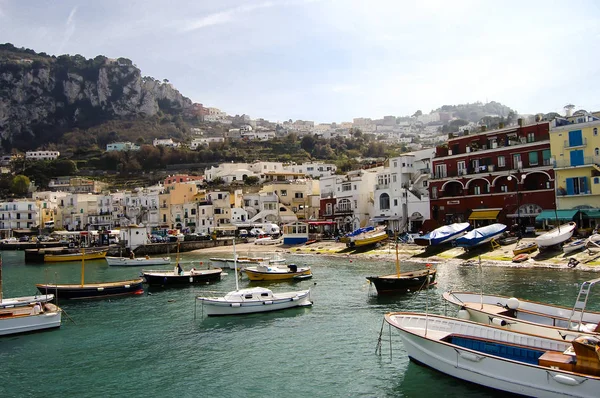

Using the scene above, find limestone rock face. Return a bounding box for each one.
[0,54,192,143]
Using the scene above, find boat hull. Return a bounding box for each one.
[44,251,107,262]
[243,267,312,281]
[197,290,312,316]
[106,256,171,266]
[36,279,144,300]
[367,269,436,294]
[443,291,600,341]
[455,224,507,249]
[142,269,222,286]
[563,239,586,254]
[349,230,388,248]
[513,242,538,255]
[386,313,599,398]
[535,222,577,248]
[0,303,61,336]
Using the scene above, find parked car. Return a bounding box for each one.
[238,229,249,238]
[249,228,266,237]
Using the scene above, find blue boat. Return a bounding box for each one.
[454,223,507,249]
[414,222,471,247]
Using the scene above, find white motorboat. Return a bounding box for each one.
[210,253,285,270]
[563,239,587,254]
[586,234,600,251]
[196,239,312,316]
[442,280,600,341]
[0,256,62,336]
[106,256,171,266]
[384,312,600,397]
[535,222,577,249]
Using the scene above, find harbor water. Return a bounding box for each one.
[1,249,598,398]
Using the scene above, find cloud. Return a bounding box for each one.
[57,6,77,54]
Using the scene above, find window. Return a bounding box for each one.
[280,190,287,196]
[527,132,534,143]
[435,164,447,178]
[566,177,588,195]
[341,183,351,192]
[500,185,508,192]
[431,186,438,199]
[379,193,390,210]
[423,181,428,187]
[295,192,303,198]
[498,156,505,167]
[393,199,398,206]
[594,178,599,184]
[513,153,521,169]
[596,148,600,156]
[594,128,598,136]
[473,186,481,195]
[528,151,538,166]
[326,203,332,215]
[457,161,466,175]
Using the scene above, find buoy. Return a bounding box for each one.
[457,309,470,320]
[507,297,520,310]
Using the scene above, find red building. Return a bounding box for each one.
[428,121,556,232]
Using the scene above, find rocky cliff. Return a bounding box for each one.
[0,44,193,149]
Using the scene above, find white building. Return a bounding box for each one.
[284,162,337,178]
[26,150,60,161]
[153,138,180,148]
[0,200,40,231]
[190,137,224,149]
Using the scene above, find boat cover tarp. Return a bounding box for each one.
[456,223,507,246]
[429,223,470,241]
[468,209,500,220]
[535,209,579,222]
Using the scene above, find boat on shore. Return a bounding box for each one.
[44,249,107,263]
[106,256,171,266]
[36,249,144,300]
[563,238,587,254]
[535,222,577,249]
[243,263,312,281]
[442,281,600,341]
[513,240,538,255]
[384,311,600,397]
[413,222,470,247]
[454,223,507,250]
[347,227,388,248]
[210,254,285,270]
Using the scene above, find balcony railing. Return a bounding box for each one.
[375,183,390,190]
[564,138,587,148]
[554,155,600,168]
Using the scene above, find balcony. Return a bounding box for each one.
[334,205,353,215]
[564,138,587,149]
[375,183,390,190]
[554,155,600,169]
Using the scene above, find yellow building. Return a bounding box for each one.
[550,120,600,226]
[260,179,320,220]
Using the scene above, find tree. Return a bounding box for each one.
[10,175,30,196]
[413,110,423,117]
[244,176,260,185]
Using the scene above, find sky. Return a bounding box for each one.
[1,0,600,123]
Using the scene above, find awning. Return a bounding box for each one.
[535,209,579,222]
[468,209,500,220]
[370,215,401,222]
[580,209,600,218]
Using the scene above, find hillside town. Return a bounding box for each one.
[2,107,599,249]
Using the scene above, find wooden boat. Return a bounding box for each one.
[586,234,600,250]
[243,263,312,281]
[195,238,312,316]
[106,256,171,266]
[36,249,144,300]
[347,227,388,248]
[512,253,529,263]
[44,249,107,263]
[454,223,507,249]
[563,239,587,254]
[366,239,436,294]
[535,222,577,249]
[340,226,374,244]
[413,222,470,247]
[442,281,600,341]
[0,256,62,336]
[384,312,600,397]
[142,267,222,286]
[513,241,538,255]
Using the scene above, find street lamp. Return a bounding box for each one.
[507,173,525,236]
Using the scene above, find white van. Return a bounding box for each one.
[262,223,280,236]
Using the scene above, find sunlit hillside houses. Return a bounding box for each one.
[153,138,180,148]
[25,150,59,161]
[190,137,225,149]
[106,142,140,152]
[0,199,41,232]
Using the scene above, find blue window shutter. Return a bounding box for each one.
[582,177,588,193]
[566,178,574,195]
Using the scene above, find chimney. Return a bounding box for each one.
[481,125,487,132]
[517,118,523,127]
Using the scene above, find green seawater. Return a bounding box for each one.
[0,249,598,398]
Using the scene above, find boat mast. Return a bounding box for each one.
[233,237,239,291]
[80,248,85,287]
[395,234,400,277]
